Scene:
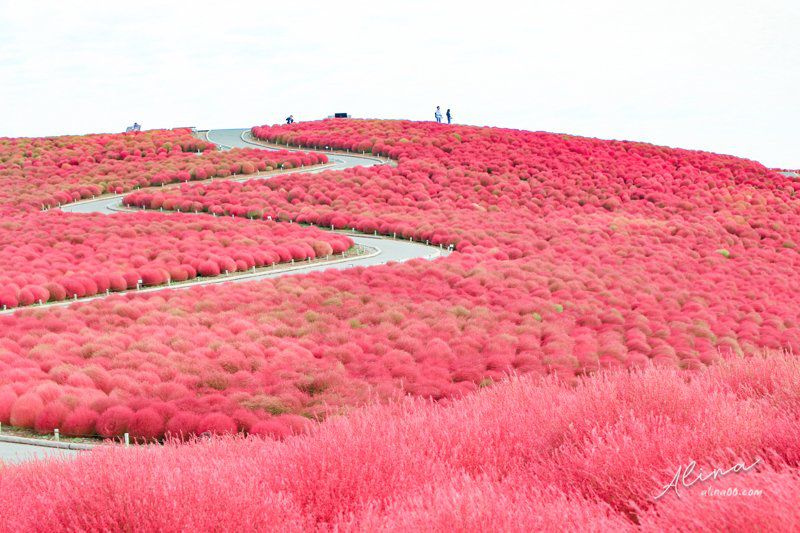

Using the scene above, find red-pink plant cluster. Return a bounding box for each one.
[0,352,797,530]
[124,121,800,367]
[243,120,797,255]
[0,244,789,440]
[2,119,799,443]
[0,128,326,215]
[0,211,352,309]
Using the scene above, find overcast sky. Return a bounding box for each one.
[0,1,797,168]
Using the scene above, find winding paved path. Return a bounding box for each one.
[62,127,446,276]
[1,128,447,461]
[1,129,447,316]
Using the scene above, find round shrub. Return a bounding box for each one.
[154,382,190,402]
[250,418,293,440]
[0,290,19,309]
[100,275,123,292]
[197,261,220,277]
[182,264,197,279]
[89,395,119,414]
[17,289,36,307]
[60,278,85,298]
[122,271,140,289]
[0,390,18,424]
[217,257,237,274]
[164,412,200,440]
[33,403,70,434]
[282,414,312,435]
[65,372,95,388]
[34,382,63,404]
[92,274,111,293]
[43,282,67,302]
[232,409,259,433]
[128,408,165,441]
[26,285,50,304]
[195,413,237,435]
[75,276,98,296]
[140,269,167,287]
[311,241,334,257]
[9,393,44,428]
[168,266,189,282]
[96,405,134,438]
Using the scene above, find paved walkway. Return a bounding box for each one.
[4,129,447,314]
[0,441,77,464]
[60,127,448,282]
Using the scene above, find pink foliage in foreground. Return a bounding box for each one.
[0,352,797,530]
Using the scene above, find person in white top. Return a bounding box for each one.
[434,106,443,123]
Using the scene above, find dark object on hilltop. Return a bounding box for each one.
[286,115,295,124]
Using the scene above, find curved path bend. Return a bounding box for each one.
[1,128,447,459]
[3,129,447,314]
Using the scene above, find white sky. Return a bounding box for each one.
[0,0,797,168]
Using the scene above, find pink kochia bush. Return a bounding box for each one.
[0,211,352,308]
[0,128,327,215]
[0,352,798,530]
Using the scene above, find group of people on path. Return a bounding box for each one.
[434,106,452,124]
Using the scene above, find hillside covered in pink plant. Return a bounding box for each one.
[0,119,797,529]
[2,120,799,437]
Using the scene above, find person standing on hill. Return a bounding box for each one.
[434,106,442,123]
[286,115,295,124]
[446,109,452,124]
